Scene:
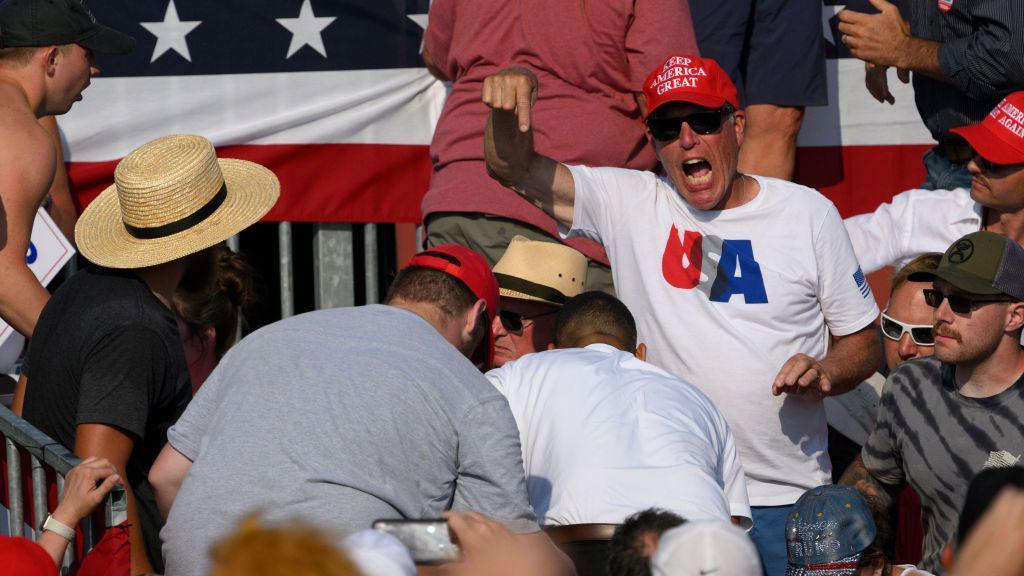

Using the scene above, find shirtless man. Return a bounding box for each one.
[0,0,133,337]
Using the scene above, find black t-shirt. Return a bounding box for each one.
[22,266,191,572]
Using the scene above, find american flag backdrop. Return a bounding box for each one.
[64,0,440,223]
[60,0,932,225]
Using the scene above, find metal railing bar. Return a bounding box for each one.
[364,223,379,304]
[6,437,23,537]
[279,222,294,318]
[31,454,46,532]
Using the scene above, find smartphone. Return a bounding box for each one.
[372,519,460,564]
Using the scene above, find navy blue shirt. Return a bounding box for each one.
[902,0,1024,140]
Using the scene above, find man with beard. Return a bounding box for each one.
[844,91,1024,277]
[842,231,1024,575]
[482,55,880,574]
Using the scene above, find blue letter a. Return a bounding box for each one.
[709,240,768,303]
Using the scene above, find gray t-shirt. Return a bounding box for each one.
[161,305,537,576]
[863,356,1024,574]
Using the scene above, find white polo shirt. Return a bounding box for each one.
[486,344,751,527]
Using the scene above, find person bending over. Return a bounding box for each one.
[487,291,750,528]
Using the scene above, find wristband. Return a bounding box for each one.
[42,514,76,541]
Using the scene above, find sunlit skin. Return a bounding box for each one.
[967,156,1024,212]
[883,280,936,371]
[45,44,100,115]
[932,279,1009,365]
[491,297,559,367]
[649,102,758,211]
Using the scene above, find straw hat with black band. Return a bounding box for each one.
[75,134,279,269]
[492,236,588,306]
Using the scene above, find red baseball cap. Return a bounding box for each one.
[0,536,57,576]
[405,244,499,370]
[951,91,1024,165]
[642,55,740,120]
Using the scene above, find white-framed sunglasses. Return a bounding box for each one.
[880,310,934,346]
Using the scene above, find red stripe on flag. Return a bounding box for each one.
[68,143,433,223]
[795,144,931,218]
[69,143,931,224]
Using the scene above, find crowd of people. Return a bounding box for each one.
[2,0,1024,575]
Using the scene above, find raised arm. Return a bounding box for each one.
[482,67,576,229]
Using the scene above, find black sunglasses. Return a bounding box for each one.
[973,154,1024,176]
[499,309,558,332]
[922,288,1017,314]
[880,311,934,346]
[646,106,733,142]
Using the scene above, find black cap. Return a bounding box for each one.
[0,0,135,54]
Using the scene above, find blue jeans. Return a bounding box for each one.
[750,505,794,576]
[921,147,973,191]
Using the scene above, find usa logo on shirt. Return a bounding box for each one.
[853,266,871,299]
[938,0,953,12]
[662,226,768,304]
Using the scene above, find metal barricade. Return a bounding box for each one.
[0,405,127,573]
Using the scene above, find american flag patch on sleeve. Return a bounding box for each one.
[853,266,871,299]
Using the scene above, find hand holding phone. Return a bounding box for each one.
[372,519,460,564]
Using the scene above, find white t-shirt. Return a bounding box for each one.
[843,187,980,275]
[564,166,880,505]
[486,344,750,526]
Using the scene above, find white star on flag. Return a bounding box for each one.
[140,0,202,63]
[822,4,846,46]
[277,0,337,59]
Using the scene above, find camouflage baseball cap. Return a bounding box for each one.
[909,231,1024,299]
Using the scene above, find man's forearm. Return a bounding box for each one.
[484,110,575,228]
[821,326,881,396]
[122,483,155,575]
[898,37,944,82]
[839,454,902,549]
[0,259,50,338]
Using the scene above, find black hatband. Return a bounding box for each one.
[494,273,567,304]
[124,183,227,240]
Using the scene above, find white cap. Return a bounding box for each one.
[651,521,762,576]
[342,530,417,576]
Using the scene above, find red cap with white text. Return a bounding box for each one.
[642,55,740,120]
[951,91,1024,165]
[405,244,499,370]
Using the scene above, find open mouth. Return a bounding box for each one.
[682,158,712,186]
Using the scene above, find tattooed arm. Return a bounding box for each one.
[840,454,904,547]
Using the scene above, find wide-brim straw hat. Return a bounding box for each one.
[76,134,279,269]
[492,235,588,305]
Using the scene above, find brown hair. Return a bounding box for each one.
[385,266,477,321]
[176,245,257,359]
[209,515,361,576]
[890,252,942,293]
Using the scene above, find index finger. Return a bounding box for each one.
[837,9,866,24]
[516,81,533,132]
[772,355,802,390]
